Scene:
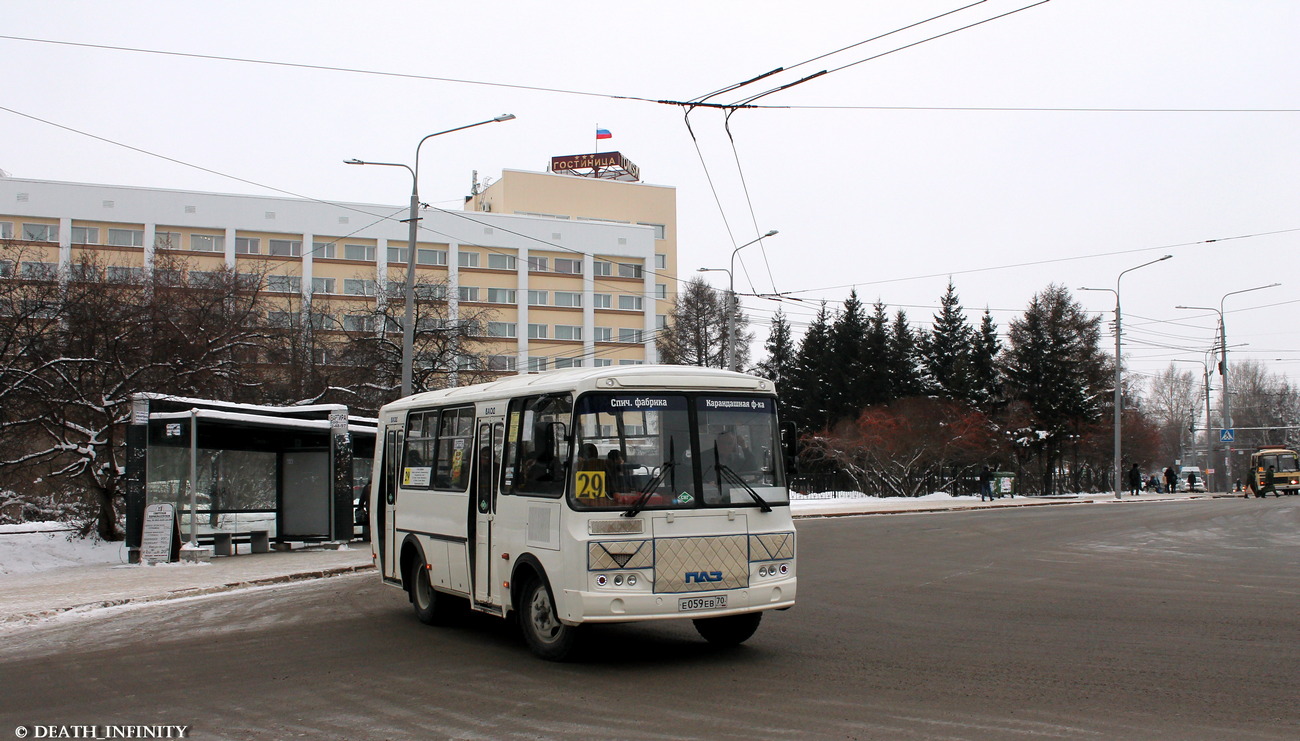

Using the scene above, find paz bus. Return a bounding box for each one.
[369,365,797,660]
[1246,447,1300,495]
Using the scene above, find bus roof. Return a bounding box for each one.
[378,365,776,418]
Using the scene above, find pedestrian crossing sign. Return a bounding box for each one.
[1219,428,1235,443]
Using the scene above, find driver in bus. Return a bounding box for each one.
[715,428,753,471]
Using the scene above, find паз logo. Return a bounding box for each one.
[684,571,723,583]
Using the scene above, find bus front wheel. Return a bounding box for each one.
[693,612,762,646]
[410,558,455,626]
[519,577,579,661]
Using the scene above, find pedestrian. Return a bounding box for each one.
[1187,470,1198,492]
[1128,463,1142,496]
[978,465,993,501]
[1263,465,1279,497]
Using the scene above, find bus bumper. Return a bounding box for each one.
[563,580,796,623]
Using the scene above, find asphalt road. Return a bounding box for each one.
[2,498,1297,740]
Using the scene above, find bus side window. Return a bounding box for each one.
[506,395,572,498]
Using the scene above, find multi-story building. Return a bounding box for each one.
[0,162,675,374]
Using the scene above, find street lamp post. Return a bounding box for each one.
[1173,356,1214,480]
[1080,254,1172,499]
[1176,282,1280,490]
[698,230,778,372]
[346,113,516,398]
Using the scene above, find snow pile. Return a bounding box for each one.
[0,523,126,575]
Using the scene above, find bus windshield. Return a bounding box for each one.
[570,392,787,511]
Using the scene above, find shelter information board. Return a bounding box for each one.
[141,503,179,563]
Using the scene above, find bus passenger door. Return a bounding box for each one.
[472,420,504,606]
[381,428,401,581]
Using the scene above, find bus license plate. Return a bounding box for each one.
[679,595,727,612]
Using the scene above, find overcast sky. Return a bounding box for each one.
[3,0,1298,393]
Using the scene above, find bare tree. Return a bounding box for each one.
[1144,364,1201,463]
[0,250,268,539]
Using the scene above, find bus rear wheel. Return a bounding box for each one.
[693,612,762,646]
[519,577,579,661]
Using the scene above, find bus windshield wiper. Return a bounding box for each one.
[622,461,675,518]
[717,464,772,513]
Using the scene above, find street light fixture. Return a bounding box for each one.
[346,113,516,398]
[1175,281,1280,489]
[697,230,778,372]
[1079,254,1172,499]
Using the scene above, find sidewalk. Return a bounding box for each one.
[0,490,1223,627]
[0,544,373,627]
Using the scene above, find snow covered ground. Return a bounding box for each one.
[0,522,128,575]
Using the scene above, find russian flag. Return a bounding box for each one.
[596,128,612,140]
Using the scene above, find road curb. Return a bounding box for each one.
[1,562,375,626]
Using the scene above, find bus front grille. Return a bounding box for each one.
[654,535,748,593]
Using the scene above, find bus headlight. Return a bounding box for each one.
[627,574,638,587]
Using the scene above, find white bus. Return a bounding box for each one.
[369,365,797,660]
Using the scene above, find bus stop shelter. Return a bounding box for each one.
[124,394,376,562]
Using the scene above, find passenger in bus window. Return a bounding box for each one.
[716,429,752,471]
[606,449,630,494]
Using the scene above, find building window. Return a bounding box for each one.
[619,359,644,366]
[619,328,643,344]
[22,224,59,242]
[618,295,643,311]
[594,327,613,342]
[527,290,548,306]
[487,322,517,338]
[108,228,144,247]
[458,251,480,268]
[191,234,224,253]
[344,244,376,262]
[487,288,516,304]
[593,293,612,309]
[554,291,582,308]
[656,314,668,330]
[527,357,548,373]
[387,246,409,264]
[458,286,479,302]
[267,275,302,293]
[488,253,515,270]
[343,314,376,332]
[71,226,99,244]
[313,241,337,259]
[415,283,448,300]
[639,223,667,240]
[528,324,548,340]
[527,256,549,272]
[554,358,582,369]
[488,355,517,371]
[618,263,643,279]
[655,284,667,299]
[235,237,260,255]
[0,222,12,239]
[419,248,448,266]
[555,325,582,341]
[107,266,143,283]
[554,258,582,275]
[21,261,58,280]
[344,279,376,296]
[269,239,302,257]
[592,260,612,277]
[593,358,613,367]
[154,231,181,250]
[311,277,336,294]
[70,263,100,281]
[655,253,667,269]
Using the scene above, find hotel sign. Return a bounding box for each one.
[550,151,641,181]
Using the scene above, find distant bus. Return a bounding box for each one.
[369,365,797,660]
[1246,448,1300,495]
